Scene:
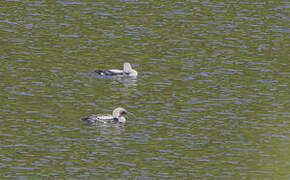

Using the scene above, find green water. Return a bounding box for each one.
[0,0,289,179]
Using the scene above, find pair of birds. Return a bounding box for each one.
[81,63,137,124]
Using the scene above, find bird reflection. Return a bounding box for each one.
[93,123,126,135]
[108,76,138,96]
[119,77,137,93]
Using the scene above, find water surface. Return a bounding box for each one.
[0,0,289,179]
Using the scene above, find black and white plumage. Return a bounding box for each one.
[96,63,138,77]
[81,107,128,124]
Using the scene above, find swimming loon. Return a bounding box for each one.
[96,63,138,77]
[81,107,128,124]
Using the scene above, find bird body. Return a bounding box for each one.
[96,63,138,77]
[81,107,128,124]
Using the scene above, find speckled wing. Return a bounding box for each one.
[81,114,116,124]
[96,69,124,76]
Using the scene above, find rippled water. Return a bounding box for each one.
[0,0,289,179]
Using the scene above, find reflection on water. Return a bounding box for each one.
[89,123,126,136]
[94,72,138,96]
[96,74,138,87]
[119,78,138,96]
[0,0,289,179]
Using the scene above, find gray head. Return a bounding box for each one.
[123,63,138,76]
[123,63,132,73]
[112,107,128,118]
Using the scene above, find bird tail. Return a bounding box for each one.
[95,70,104,75]
[80,117,91,123]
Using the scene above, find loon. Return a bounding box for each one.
[81,107,128,124]
[96,62,138,77]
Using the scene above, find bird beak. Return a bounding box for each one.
[126,111,136,118]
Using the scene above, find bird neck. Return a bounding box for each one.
[118,116,126,123]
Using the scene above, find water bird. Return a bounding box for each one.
[96,62,138,77]
[81,107,129,124]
